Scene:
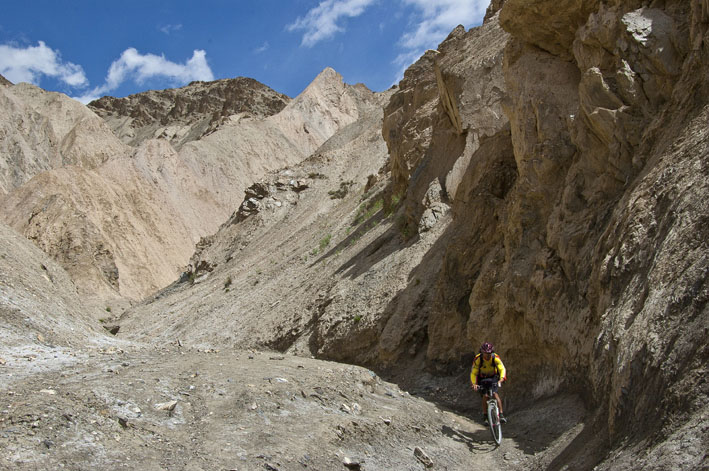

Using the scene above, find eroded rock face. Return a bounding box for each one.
[89,77,290,149]
[424,0,705,457]
[383,20,510,236]
[386,1,706,464]
[499,0,601,59]
[483,0,505,23]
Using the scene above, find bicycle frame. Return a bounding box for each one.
[481,387,503,445]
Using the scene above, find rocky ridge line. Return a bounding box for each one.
[88,77,290,149]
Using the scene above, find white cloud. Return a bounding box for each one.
[159,24,183,35]
[254,41,270,54]
[76,48,214,103]
[0,41,87,87]
[287,0,377,47]
[399,0,487,51]
[285,0,489,85]
[393,0,488,83]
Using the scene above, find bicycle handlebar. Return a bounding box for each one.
[476,381,501,394]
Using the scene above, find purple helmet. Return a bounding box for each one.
[480,342,494,354]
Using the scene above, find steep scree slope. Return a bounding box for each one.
[0,221,114,349]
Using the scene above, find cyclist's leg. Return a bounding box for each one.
[493,392,503,414]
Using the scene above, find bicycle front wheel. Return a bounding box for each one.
[488,402,502,445]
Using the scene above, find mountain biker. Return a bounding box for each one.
[471,342,507,423]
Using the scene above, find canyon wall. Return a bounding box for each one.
[381,0,707,461]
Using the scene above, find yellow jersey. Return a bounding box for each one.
[470,353,507,385]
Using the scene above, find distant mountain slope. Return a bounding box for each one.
[0,68,380,311]
[88,77,290,149]
[118,85,394,348]
[0,83,129,195]
[0,142,221,307]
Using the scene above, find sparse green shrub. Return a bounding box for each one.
[105,307,111,313]
[354,203,367,224]
[353,314,362,323]
[401,226,412,240]
[386,192,404,217]
[319,234,332,250]
[371,198,383,213]
[398,216,413,240]
[354,198,383,225]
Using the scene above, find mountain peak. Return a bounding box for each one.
[299,67,344,95]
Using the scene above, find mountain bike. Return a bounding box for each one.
[480,383,503,445]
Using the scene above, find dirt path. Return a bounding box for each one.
[1,343,593,471]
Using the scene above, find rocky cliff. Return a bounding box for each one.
[386,1,708,467]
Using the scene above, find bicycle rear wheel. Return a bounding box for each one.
[488,402,502,445]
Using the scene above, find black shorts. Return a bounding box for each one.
[478,377,499,396]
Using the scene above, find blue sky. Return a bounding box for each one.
[0,0,488,103]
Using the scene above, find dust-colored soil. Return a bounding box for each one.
[0,342,593,471]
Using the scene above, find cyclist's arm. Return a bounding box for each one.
[495,357,507,383]
[471,359,480,387]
